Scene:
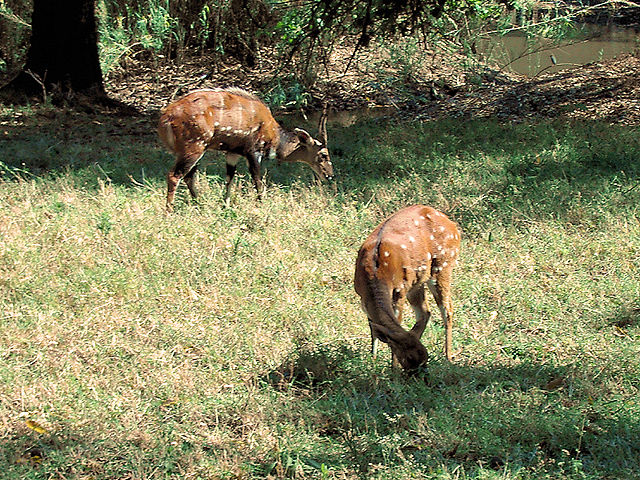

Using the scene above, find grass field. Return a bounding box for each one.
[0,105,639,479]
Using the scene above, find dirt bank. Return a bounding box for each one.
[106,45,640,125]
[417,53,640,125]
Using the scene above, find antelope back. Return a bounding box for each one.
[158,88,280,157]
[365,205,460,285]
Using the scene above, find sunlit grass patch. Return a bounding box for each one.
[0,107,639,479]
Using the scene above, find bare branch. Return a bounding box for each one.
[0,8,31,28]
[25,69,47,103]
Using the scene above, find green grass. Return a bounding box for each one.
[0,105,639,479]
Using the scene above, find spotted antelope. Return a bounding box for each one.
[158,88,333,211]
[354,205,461,371]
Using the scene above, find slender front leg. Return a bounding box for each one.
[224,154,240,207]
[428,268,455,362]
[408,284,431,341]
[247,152,264,200]
[167,152,203,212]
[184,164,199,200]
[370,320,399,369]
[369,319,379,359]
[390,290,406,369]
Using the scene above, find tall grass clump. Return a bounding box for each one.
[0,106,639,479]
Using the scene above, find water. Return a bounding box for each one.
[283,106,396,127]
[282,23,639,125]
[480,24,639,77]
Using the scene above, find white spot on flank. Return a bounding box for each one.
[409,236,415,243]
[383,251,390,257]
[401,244,407,249]
[427,252,431,260]
[214,122,219,127]
[439,226,446,232]
[430,235,435,240]
[443,261,448,267]
[426,214,431,220]
[383,261,388,267]
[414,220,419,226]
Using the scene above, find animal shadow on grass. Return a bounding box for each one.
[0,106,327,197]
[0,424,91,476]
[262,340,569,394]
[607,304,640,330]
[260,341,640,477]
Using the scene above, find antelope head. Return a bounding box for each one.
[283,103,333,181]
[372,323,428,372]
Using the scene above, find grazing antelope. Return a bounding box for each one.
[158,87,333,211]
[354,205,461,371]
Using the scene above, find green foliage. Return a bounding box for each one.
[0,0,32,82]
[0,107,639,478]
[387,38,424,83]
[263,75,311,109]
[274,6,308,46]
[96,0,174,73]
[95,0,271,72]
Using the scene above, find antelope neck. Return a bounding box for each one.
[276,128,299,159]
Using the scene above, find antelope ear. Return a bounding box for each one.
[294,128,314,145]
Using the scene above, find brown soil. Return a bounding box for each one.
[418,53,640,125]
[104,45,640,125]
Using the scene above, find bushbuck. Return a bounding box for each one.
[158,88,333,211]
[354,205,461,371]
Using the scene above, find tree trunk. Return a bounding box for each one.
[12,0,103,94]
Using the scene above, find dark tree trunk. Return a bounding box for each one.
[11,0,103,94]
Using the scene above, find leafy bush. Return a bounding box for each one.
[0,0,32,85]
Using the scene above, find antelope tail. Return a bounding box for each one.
[158,117,176,151]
